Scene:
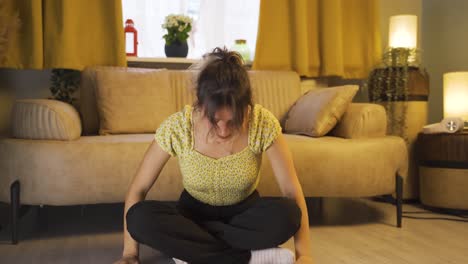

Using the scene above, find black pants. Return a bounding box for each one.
[126,190,301,264]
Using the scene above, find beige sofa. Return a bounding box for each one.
[0,67,407,243]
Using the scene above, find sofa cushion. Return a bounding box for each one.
[259,134,408,197]
[80,68,303,135]
[329,103,387,138]
[94,67,175,135]
[11,99,82,140]
[248,71,302,122]
[284,85,358,137]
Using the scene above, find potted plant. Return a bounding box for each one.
[162,14,193,58]
[366,47,430,199]
[49,69,81,109]
[366,47,429,143]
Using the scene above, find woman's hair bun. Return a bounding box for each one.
[208,47,244,66]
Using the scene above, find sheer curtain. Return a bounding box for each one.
[122,0,260,59]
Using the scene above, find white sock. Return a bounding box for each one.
[249,247,295,264]
[172,258,189,264]
[172,248,294,264]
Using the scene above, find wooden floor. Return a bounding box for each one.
[0,197,467,264]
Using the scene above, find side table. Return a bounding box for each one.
[416,131,468,210]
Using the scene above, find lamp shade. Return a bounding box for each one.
[444,72,468,121]
[389,15,417,49]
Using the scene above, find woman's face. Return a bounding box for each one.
[210,107,234,139]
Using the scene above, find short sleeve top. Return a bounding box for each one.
[154,104,281,206]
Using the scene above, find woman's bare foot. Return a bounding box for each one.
[113,254,140,264]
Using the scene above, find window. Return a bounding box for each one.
[122,0,260,60]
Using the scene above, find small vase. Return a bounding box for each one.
[231,39,251,62]
[164,41,188,58]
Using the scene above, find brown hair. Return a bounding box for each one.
[193,47,253,134]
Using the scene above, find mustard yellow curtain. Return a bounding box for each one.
[1,0,125,70]
[253,0,381,79]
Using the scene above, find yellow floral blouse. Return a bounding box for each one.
[154,104,281,206]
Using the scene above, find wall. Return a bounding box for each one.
[0,69,51,137]
[422,0,468,123]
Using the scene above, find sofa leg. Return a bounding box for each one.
[396,174,403,228]
[307,197,323,217]
[10,180,20,244]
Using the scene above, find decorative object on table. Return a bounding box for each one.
[124,19,138,57]
[423,117,464,134]
[366,15,429,199]
[0,0,20,64]
[443,72,468,129]
[423,72,468,134]
[162,14,192,58]
[231,39,251,63]
[49,69,81,108]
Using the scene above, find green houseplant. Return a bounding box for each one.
[366,15,431,199]
[162,14,192,58]
[49,69,81,108]
[366,47,428,143]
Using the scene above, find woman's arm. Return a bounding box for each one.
[266,134,314,263]
[121,139,171,258]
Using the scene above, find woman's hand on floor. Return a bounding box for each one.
[113,254,140,264]
[295,255,315,264]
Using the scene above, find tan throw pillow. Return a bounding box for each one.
[284,85,359,137]
[94,67,174,135]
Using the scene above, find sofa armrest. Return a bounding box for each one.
[328,103,387,139]
[11,99,82,140]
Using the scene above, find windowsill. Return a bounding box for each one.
[127,56,198,69]
[127,56,200,64]
[126,56,252,70]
